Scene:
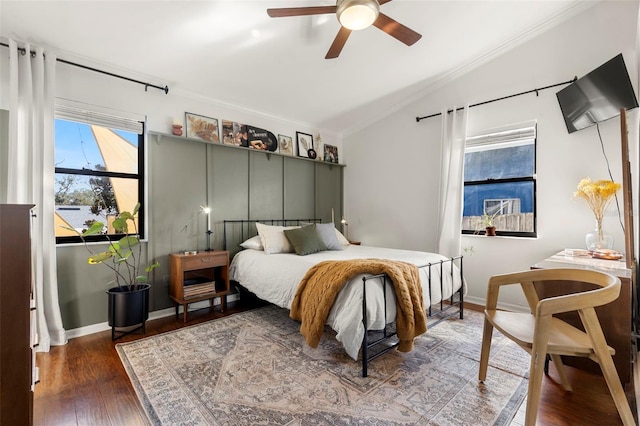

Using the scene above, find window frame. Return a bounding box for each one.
[461,123,537,238]
[54,111,146,245]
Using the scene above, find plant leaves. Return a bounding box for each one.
[82,222,105,237]
[119,211,135,222]
[145,262,160,273]
[115,250,133,263]
[132,203,141,216]
[119,235,140,249]
[88,251,113,264]
[112,217,128,233]
[136,275,148,283]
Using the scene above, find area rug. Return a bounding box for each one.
[116,306,530,425]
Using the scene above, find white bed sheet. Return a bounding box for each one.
[229,245,465,359]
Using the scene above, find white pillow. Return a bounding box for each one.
[239,235,263,250]
[335,228,350,246]
[256,223,299,254]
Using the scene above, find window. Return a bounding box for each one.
[54,105,145,243]
[462,122,536,237]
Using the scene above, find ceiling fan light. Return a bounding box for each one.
[337,0,380,31]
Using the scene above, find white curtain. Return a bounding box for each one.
[7,39,67,350]
[437,105,469,258]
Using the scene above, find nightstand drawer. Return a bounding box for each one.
[182,253,227,270]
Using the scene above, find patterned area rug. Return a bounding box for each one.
[116,306,530,425]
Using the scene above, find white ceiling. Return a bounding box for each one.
[1,0,594,135]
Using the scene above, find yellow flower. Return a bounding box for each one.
[573,178,621,224]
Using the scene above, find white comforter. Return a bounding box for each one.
[229,245,465,359]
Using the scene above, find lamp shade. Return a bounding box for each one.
[337,0,380,31]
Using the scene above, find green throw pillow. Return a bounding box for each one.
[300,222,343,250]
[284,225,328,256]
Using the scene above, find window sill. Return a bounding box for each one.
[462,234,538,240]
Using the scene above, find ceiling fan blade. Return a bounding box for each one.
[373,13,422,46]
[267,6,337,18]
[379,0,393,5]
[325,27,352,59]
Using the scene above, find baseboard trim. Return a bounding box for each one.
[65,293,240,340]
[465,295,529,314]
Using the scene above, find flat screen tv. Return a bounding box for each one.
[556,53,638,133]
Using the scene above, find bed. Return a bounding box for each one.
[224,219,465,376]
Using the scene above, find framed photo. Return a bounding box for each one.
[185,112,220,143]
[278,134,293,156]
[247,126,278,151]
[323,144,339,163]
[296,132,315,159]
[222,120,247,146]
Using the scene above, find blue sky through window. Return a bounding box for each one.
[54,118,138,170]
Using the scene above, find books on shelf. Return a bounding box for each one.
[183,281,216,299]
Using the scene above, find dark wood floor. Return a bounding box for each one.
[34,300,635,425]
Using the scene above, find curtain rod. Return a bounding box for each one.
[415,77,577,122]
[0,42,169,95]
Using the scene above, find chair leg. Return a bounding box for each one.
[478,318,493,382]
[549,354,572,391]
[525,317,551,426]
[581,309,635,425]
[598,354,635,426]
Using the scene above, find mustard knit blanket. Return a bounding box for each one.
[290,258,427,353]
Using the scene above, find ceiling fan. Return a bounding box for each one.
[267,0,422,59]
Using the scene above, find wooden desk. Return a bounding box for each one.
[532,250,632,384]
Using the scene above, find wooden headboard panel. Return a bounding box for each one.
[223,219,321,258]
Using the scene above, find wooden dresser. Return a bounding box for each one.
[0,204,37,425]
[532,250,632,385]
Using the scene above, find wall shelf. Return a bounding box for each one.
[148,131,346,167]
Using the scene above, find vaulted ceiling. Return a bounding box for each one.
[1,0,594,135]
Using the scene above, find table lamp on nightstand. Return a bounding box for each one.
[341,217,349,240]
[201,205,213,251]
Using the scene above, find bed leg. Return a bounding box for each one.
[362,276,368,377]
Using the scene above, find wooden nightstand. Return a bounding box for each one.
[169,251,231,322]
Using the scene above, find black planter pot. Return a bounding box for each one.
[107,284,150,340]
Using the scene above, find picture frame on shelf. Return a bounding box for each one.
[278,135,293,156]
[222,120,247,146]
[296,132,315,159]
[185,112,220,143]
[323,144,339,163]
[247,126,278,152]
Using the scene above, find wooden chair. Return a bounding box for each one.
[478,268,635,426]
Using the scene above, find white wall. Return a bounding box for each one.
[0,53,342,158]
[344,1,640,308]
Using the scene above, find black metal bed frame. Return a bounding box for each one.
[223,219,464,377]
[360,256,464,377]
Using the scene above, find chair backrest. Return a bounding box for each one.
[487,268,621,316]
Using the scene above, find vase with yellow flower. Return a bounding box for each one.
[573,178,621,251]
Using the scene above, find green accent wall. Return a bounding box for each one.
[56,132,344,330]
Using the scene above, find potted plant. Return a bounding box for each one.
[64,203,159,339]
[483,211,498,236]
